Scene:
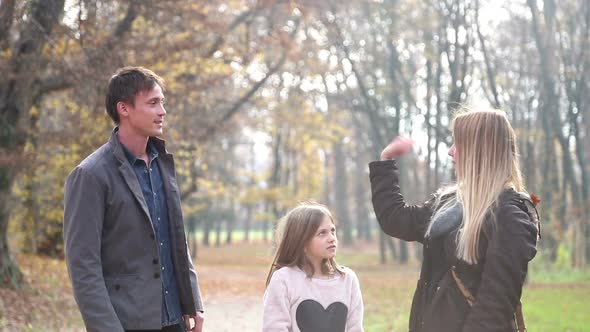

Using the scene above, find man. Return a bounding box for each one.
[64,67,204,332]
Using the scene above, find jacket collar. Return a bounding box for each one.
[108,127,171,165]
[107,127,173,224]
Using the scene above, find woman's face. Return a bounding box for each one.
[448,144,457,164]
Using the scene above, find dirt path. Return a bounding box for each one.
[197,260,267,332]
[202,294,263,332]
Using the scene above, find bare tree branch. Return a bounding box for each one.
[37,76,72,96]
[86,1,141,67]
[475,0,501,108]
[203,7,259,58]
[198,51,288,141]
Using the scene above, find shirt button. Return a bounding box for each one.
[160,242,163,246]
[152,258,158,264]
[161,266,165,271]
[154,273,160,279]
[165,290,169,294]
[150,234,155,239]
[158,217,161,221]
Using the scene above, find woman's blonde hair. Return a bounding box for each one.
[429,108,524,264]
[265,202,344,286]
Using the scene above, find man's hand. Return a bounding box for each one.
[184,312,204,332]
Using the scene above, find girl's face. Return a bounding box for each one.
[305,216,337,266]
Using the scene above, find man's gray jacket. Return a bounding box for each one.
[64,129,203,331]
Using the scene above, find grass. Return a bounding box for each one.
[1,241,588,331]
[522,285,590,332]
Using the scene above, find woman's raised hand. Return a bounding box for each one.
[380,137,414,160]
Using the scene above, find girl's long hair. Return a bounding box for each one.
[265,203,344,286]
[428,108,524,264]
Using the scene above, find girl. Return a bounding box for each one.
[369,109,539,332]
[262,203,364,332]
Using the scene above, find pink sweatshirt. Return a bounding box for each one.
[262,266,364,332]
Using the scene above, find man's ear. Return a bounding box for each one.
[117,101,129,118]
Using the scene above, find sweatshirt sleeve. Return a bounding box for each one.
[262,271,292,332]
[461,201,538,332]
[346,270,365,332]
[369,159,435,242]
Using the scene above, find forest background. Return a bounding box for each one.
[0,0,589,331]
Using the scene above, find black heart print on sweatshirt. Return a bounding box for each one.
[295,300,348,332]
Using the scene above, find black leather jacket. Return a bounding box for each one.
[369,160,538,332]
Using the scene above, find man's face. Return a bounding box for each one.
[121,84,166,137]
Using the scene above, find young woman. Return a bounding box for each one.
[263,203,364,332]
[369,109,539,332]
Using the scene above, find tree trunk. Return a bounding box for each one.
[215,218,222,248]
[0,166,23,289]
[379,232,386,264]
[387,237,398,262]
[0,0,66,289]
[333,142,353,245]
[244,205,253,243]
[354,147,371,241]
[226,200,235,245]
[434,59,443,186]
[425,59,434,194]
[266,125,283,243]
[21,106,41,254]
[398,239,408,264]
[202,211,212,247]
[263,201,271,242]
[187,216,199,259]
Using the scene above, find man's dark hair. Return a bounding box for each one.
[105,66,165,124]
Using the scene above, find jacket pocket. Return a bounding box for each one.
[409,279,425,331]
[423,272,470,331]
[104,274,143,327]
[168,178,179,192]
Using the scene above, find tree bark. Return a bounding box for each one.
[333,142,353,245]
[353,144,371,241]
[0,0,66,289]
[0,0,15,50]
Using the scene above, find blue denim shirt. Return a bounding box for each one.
[122,142,183,327]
